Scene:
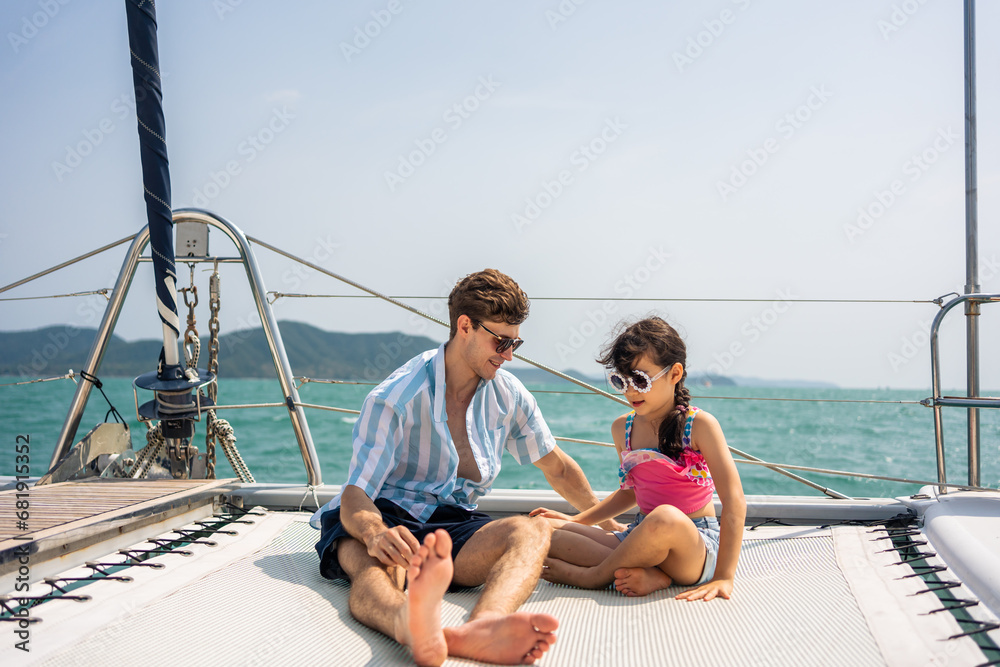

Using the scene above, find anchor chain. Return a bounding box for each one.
[181,264,200,369]
[203,262,221,479]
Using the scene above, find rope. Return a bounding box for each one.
[295,377,378,388]
[184,335,201,368]
[298,485,321,512]
[691,394,925,405]
[0,234,135,295]
[555,436,614,448]
[131,423,165,479]
[213,418,254,483]
[290,375,924,407]
[0,288,111,302]
[268,292,945,306]
[80,371,125,425]
[0,372,76,387]
[732,458,998,492]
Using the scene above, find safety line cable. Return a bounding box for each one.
[0,372,77,387]
[0,234,136,295]
[269,292,947,306]
[0,288,111,302]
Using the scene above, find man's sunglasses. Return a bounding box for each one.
[475,321,525,354]
[607,366,669,394]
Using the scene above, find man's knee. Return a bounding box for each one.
[503,515,553,551]
[336,536,367,576]
[339,536,406,589]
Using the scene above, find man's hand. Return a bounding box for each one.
[366,525,421,568]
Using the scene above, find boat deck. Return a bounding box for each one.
[2,497,997,666]
[0,478,234,588]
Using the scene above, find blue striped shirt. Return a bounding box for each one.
[310,344,556,526]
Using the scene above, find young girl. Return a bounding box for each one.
[530,317,746,600]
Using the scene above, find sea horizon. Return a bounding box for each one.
[3,377,997,500]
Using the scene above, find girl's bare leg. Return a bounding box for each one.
[542,505,705,590]
[547,523,620,567]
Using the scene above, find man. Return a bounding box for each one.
[312,268,617,666]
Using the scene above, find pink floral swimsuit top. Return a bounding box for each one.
[618,406,715,515]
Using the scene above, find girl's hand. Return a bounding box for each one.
[674,577,734,602]
[529,507,573,522]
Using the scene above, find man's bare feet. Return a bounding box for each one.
[399,529,453,667]
[613,567,672,597]
[444,612,558,665]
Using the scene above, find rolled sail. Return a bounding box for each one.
[125,0,179,378]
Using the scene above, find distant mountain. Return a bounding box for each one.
[0,322,441,382]
[2,323,768,387]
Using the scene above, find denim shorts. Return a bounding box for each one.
[614,512,721,585]
[315,498,493,582]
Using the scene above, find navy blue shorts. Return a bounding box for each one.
[315,498,494,581]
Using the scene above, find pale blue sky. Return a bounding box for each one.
[2,1,999,390]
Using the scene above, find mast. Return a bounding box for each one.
[963,0,980,487]
[126,0,211,476]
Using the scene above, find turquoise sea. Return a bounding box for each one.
[2,376,999,499]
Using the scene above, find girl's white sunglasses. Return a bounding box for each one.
[607,366,669,394]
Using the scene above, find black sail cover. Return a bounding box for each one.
[125,0,181,381]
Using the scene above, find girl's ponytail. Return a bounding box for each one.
[657,370,691,459]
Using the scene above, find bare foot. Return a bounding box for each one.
[444,612,558,665]
[540,556,602,589]
[613,567,672,597]
[398,529,453,667]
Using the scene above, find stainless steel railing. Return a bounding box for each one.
[923,292,1000,492]
[48,209,322,486]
